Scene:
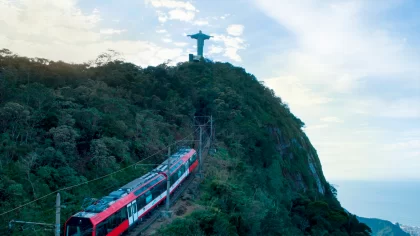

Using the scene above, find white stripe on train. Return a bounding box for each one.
[134,166,190,221]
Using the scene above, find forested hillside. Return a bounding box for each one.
[0,49,371,235]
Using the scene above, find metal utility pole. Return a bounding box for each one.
[164,147,171,217]
[8,194,60,233]
[198,125,203,176]
[55,193,60,236]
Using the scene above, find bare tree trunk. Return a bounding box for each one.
[26,172,37,199]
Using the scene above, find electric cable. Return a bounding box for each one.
[0,127,199,217]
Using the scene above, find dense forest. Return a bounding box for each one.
[0,49,371,235]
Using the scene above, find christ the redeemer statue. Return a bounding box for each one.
[187,30,212,58]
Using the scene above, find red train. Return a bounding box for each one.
[65,148,198,236]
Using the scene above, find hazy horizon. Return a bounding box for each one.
[335,180,420,227]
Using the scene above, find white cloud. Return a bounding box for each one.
[226,24,244,36]
[320,116,344,123]
[100,28,126,35]
[351,97,420,119]
[162,38,172,43]
[156,29,168,33]
[304,124,329,130]
[194,19,209,26]
[174,42,188,47]
[0,0,184,67]
[0,0,101,44]
[146,0,197,23]
[264,76,332,107]
[156,11,169,22]
[387,140,420,150]
[381,98,420,118]
[145,0,196,11]
[253,0,420,93]
[208,45,223,55]
[212,34,247,62]
[253,0,420,180]
[168,9,195,22]
[220,14,230,20]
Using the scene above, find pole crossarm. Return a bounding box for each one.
[9,220,54,229]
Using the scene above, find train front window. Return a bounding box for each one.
[66,225,92,236]
[66,217,93,236]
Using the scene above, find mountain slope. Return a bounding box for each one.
[357,217,410,236]
[0,50,370,235]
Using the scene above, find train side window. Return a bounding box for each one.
[137,195,146,209]
[159,181,166,195]
[96,222,107,236]
[106,214,118,232]
[134,186,147,196]
[94,208,126,236]
[127,204,132,218]
[189,154,197,167]
[152,179,166,197]
[151,183,159,198]
[106,215,112,232]
[170,174,178,184]
[120,207,127,222]
[115,209,122,226]
[145,191,152,204]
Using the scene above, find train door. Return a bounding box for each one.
[127,200,138,225]
[127,202,133,225]
[132,200,138,221]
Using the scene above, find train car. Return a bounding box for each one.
[65,148,198,236]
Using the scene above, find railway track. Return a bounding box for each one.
[126,138,211,236]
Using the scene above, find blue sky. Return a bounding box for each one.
[1,0,419,181]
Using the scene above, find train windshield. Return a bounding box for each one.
[66,225,92,236]
[66,217,93,236]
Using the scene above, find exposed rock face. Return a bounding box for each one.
[308,153,325,194]
[268,126,328,195]
[295,173,307,192]
[401,224,420,236]
[269,127,290,155]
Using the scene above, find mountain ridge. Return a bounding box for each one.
[357,216,411,236]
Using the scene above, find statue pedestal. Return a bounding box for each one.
[188,54,202,62]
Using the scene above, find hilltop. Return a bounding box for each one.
[0,50,370,235]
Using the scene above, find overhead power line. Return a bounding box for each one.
[0,127,199,217]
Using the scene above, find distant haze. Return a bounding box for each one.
[335,180,420,227]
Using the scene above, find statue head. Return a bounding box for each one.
[199,30,202,33]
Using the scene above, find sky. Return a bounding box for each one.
[0,0,419,181]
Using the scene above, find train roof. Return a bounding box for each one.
[122,147,193,190]
[72,148,195,220]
